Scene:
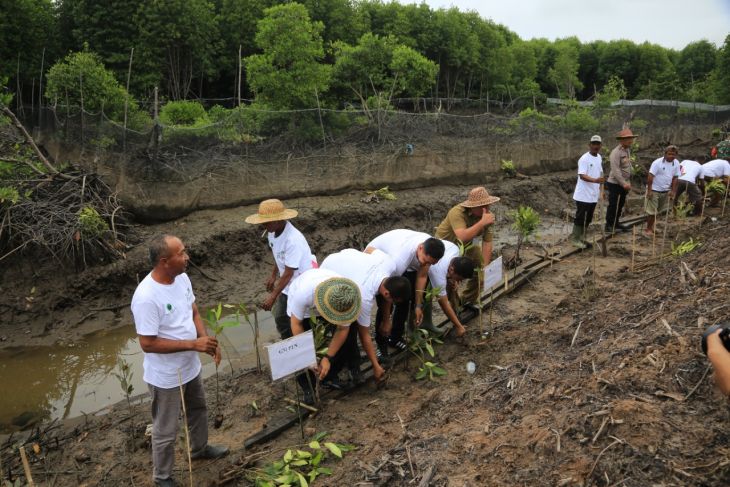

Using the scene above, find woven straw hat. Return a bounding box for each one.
[314,277,361,326]
[461,187,500,208]
[245,199,298,224]
[616,128,638,139]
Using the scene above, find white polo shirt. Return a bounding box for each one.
[427,240,461,298]
[572,152,603,203]
[366,229,431,276]
[321,248,396,327]
[649,157,680,192]
[286,268,341,322]
[268,221,316,294]
[679,160,703,183]
[702,159,730,179]
[131,272,201,389]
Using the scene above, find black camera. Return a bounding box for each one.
[701,324,730,355]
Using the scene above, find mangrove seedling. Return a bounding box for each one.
[416,361,447,381]
[511,205,540,264]
[365,186,396,202]
[113,356,135,438]
[205,302,241,428]
[705,179,726,197]
[249,431,355,487]
[408,328,447,381]
[501,159,517,177]
[671,238,701,257]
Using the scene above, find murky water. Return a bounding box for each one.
[0,311,279,433]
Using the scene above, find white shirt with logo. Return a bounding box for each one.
[366,229,431,276]
[321,248,396,327]
[427,240,460,298]
[572,152,604,203]
[268,221,316,295]
[649,157,680,192]
[679,160,703,183]
[131,272,200,389]
[286,268,341,321]
[702,159,730,178]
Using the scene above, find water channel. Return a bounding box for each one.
[0,311,279,433]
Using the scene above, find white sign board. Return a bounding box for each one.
[266,330,317,382]
[483,256,504,291]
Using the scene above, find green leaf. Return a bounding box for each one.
[311,451,323,467]
[296,472,309,487]
[290,460,308,467]
[415,367,428,380]
[425,343,435,357]
[317,467,333,475]
[284,449,293,462]
[432,366,447,376]
[296,450,312,458]
[323,442,342,458]
[308,440,321,450]
[274,473,295,484]
[311,431,328,442]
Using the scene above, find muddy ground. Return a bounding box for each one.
[3,172,730,486]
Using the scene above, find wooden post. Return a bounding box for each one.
[38,47,45,129]
[659,198,672,263]
[253,308,261,373]
[177,370,194,487]
[19,446,34,486]
[237,45,242,107]
[722,180,729,217]
[123,48,134,151]
[631,226,637,273]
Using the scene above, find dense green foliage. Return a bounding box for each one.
[3,1,730,108]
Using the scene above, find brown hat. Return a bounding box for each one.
[461,187,500,208]
[616,128,638,139]
[245,199,298,224]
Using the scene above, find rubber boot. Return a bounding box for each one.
[419,303,448,335]
[570,224,588,249]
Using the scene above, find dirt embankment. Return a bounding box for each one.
[3,184,730,486]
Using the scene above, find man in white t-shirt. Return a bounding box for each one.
[702,158,730,206]
[423,240,475,337]
[131,235,228,487]
[645,145,681,235]
[571,135,605,247]
[676,155,705,215]
[286,268,363,390]
[365,229,445,355]
[320,249,411,384]
[245,199,315,339]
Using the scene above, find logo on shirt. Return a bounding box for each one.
[165,303,175,315]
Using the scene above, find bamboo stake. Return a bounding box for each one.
[659,197,672,263]
[19,446,34,486]
[284,397,318,413]
[177,370,193,487]
[722,180,729,217]
[698,186,707,228]
[253,309,261,373]
[294,381,305,440]
[631,226,637,273]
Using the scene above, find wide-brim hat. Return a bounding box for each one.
[461,186,500,207]
[314,277,361,326]
[616,128,638,139]
[245,199,298,224]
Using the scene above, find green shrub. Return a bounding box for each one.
[78,206,109,238]
[501,159,517,177]
[0,186,20,206]
[631,118,649,130]
[563,107,599,132]
[509,107,559,132]
[159,100,209,126]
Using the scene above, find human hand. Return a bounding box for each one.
[623,183,631,191]
[454,323,467,337]
[194,336,218,355]
[261,293,276,311]
[373,364,386,382]
[480,208,495,226]
[265,276,276,292]
[414,307,423,326]
[318,356,331,380]
[597,176,606,184]
[213,345,221,366]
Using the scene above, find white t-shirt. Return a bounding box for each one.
[286,268,341,322]
[428,240,460,298]
[649,157,680,192]
[572,152,603,203]
[679,160,703,183]
[268,221,316,295]
[131,272,200,389]
[366,229,431,276]
[321,248,396,327]
[702,159,730,178]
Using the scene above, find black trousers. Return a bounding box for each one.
[605,182,628,228]
[574,201,597,228]
[323,323,360,381]
[374,269,424,348]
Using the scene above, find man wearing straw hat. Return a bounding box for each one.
[131,235,229,487]
[321,248,412,384]
[365,230,445,355]
[434,186,499,309]
[605,128,637,233]
[245,199,316,339]
[644,145,680,236]
[287,268,363,390]
[570,135,605,249]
